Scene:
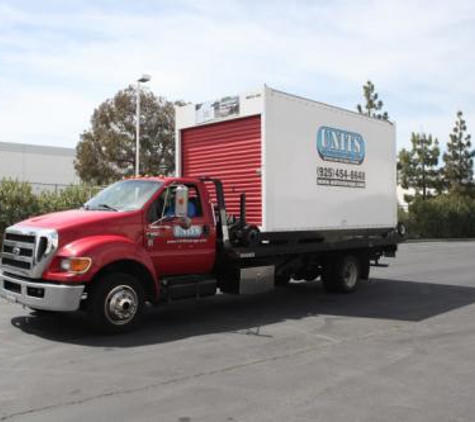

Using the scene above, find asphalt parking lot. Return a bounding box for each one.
[1,241,475,422]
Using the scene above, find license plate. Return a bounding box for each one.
[2,291,18,304]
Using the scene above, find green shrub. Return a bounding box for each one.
[58,185,95,210]
[37,185,93,215]
[0,179,99,244]
[407,194,475,238]
[0,179,39,235]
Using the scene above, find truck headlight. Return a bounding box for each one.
[60,257,92,274]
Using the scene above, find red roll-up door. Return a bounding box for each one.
[181,115,262,226]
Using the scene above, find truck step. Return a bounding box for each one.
[162,274,217,301]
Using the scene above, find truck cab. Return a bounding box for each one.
[0,177,227,332]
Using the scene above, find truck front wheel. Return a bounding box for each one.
[87,272,145,334]
[322,254,360,293]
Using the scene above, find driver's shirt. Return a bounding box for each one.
[165,202,196,217]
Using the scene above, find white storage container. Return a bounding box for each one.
[176,86,397,233]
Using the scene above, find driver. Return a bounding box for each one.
[163,188,197,217]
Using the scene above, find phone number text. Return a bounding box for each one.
[316,166,366,188]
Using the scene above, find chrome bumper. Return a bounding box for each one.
[0,272,85,312]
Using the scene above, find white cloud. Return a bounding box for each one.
[1,0,475,151]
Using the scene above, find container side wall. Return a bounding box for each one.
[264,89,397,232]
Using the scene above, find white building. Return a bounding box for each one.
[0,142,78,192]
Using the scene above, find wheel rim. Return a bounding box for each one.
[104,285,138,326]
[342,260,358,289]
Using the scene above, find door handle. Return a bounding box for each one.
[147,226,173,237]
[147,225,173,238]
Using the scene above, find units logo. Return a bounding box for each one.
[173,225,203,238]
[316,126,365,165]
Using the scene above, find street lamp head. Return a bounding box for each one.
[138,74,151,83]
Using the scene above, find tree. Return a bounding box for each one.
[398,132,441,201]
[356,80,389,120]
[75,86,181,185]
[442,111,475,194]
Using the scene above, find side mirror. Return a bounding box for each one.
[175,185,189,218]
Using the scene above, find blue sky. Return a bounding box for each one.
[1,0,475,153]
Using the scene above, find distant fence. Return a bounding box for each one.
[30,182,104,197]
[0,181,107,247]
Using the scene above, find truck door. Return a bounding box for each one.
[145,183,216,276]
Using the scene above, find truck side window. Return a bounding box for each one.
[148,188,170,223]
[162,184,203,218]
[162,187,176,217]
[147,185,203,223]
[187,185,203,218]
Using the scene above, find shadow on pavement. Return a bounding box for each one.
[10,277,475,347]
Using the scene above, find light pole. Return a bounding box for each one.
[135,74,151,177]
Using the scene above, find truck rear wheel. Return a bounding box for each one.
[275,275,291,286]
[322,254,360,293]
[87,272,145,334]
[359,255,370,280]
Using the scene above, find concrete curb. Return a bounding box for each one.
[406,238,475,243]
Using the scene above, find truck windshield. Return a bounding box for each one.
[84,180,163,212]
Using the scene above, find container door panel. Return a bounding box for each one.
[181,115,262,226]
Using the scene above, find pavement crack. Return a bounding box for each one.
[0,338,339,421]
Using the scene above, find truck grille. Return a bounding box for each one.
[2,232,36,275]
[1,228,57,278]
[3,244,34,257]
[4,233,35,244]
[1,257,31,270]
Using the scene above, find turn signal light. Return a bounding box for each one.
[60,257,92,274]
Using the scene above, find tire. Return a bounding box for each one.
[87,272,145,334]
[322,254,361,293]
[303,272,320,282]
[275,275,291,286]
[397,222,407,237]
[246,227,261,247]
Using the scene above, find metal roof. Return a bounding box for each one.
[0,141,75,157]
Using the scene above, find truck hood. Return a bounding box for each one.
[17,209,139,232]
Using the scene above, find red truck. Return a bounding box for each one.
[0,88,403,333]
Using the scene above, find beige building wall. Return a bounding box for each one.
[0,142,78,192]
